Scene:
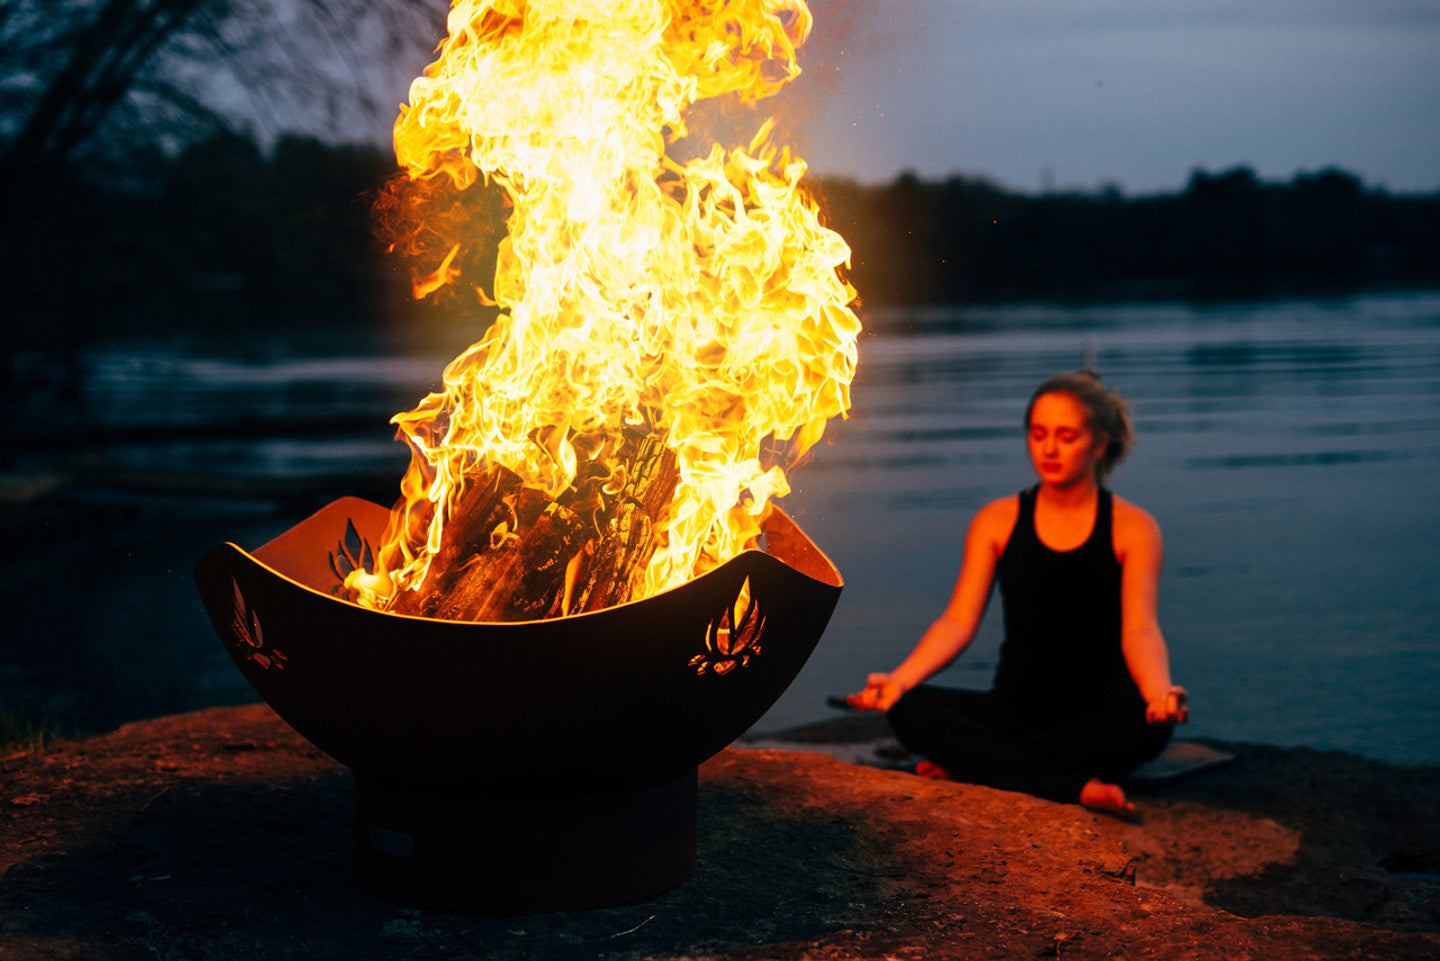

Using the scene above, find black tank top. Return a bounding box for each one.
[992,487,1142,718]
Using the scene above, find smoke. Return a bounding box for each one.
[775,0,922,170]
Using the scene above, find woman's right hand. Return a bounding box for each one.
[1145,685,1190,725]
[847,673,909,712]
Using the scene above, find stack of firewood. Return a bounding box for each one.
[389,430,680,622]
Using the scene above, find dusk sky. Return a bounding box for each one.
[781,0,1440,195]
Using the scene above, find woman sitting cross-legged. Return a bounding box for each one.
[847,370,1189,821]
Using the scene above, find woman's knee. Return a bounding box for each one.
[885,687,923,740]
[888,685,999,748]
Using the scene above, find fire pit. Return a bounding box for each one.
[193,0,861,915]
[195,494,841,912]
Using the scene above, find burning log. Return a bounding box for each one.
[389,431,680,622]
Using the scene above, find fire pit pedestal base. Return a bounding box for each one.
[354,769,698,914]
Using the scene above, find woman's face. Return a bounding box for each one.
[1027,391,1107,488]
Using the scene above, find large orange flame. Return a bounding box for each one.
[349,0,860,616]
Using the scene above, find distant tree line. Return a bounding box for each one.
[0,0,444,346]
[0,0,443,199]
[4,2,1438,344]
[1,132,408,345]
[820,167,1440,306]
[4,130,1439,345]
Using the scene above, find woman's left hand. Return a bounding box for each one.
[1146,685,1189,725]
[846,673,909,713]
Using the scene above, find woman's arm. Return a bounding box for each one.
[848,496,1016,711]
[1114,498,1188,725]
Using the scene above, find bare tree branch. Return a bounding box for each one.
[0,0,447,203]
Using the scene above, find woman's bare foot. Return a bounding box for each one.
[914,760,952,780]
[1080,778,1138,821]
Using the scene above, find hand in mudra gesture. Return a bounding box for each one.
[846,673,908,713]
[1146,685,1189,725]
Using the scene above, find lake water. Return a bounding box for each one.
[4,291,1438,765]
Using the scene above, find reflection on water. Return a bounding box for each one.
[780,293,1440,765]
[4,293,1439,764]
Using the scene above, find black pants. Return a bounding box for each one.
[887,685,1172,803]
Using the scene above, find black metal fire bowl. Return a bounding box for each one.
[194,495,842,913]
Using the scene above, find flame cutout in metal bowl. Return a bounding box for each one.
[194,496,843,799]
[227,578,287,672]
[690,575,766,676]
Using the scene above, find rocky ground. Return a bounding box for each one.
[2,704,1437,960]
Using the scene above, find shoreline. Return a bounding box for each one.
[7,691,1440,774]
[2,703,1436,960]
